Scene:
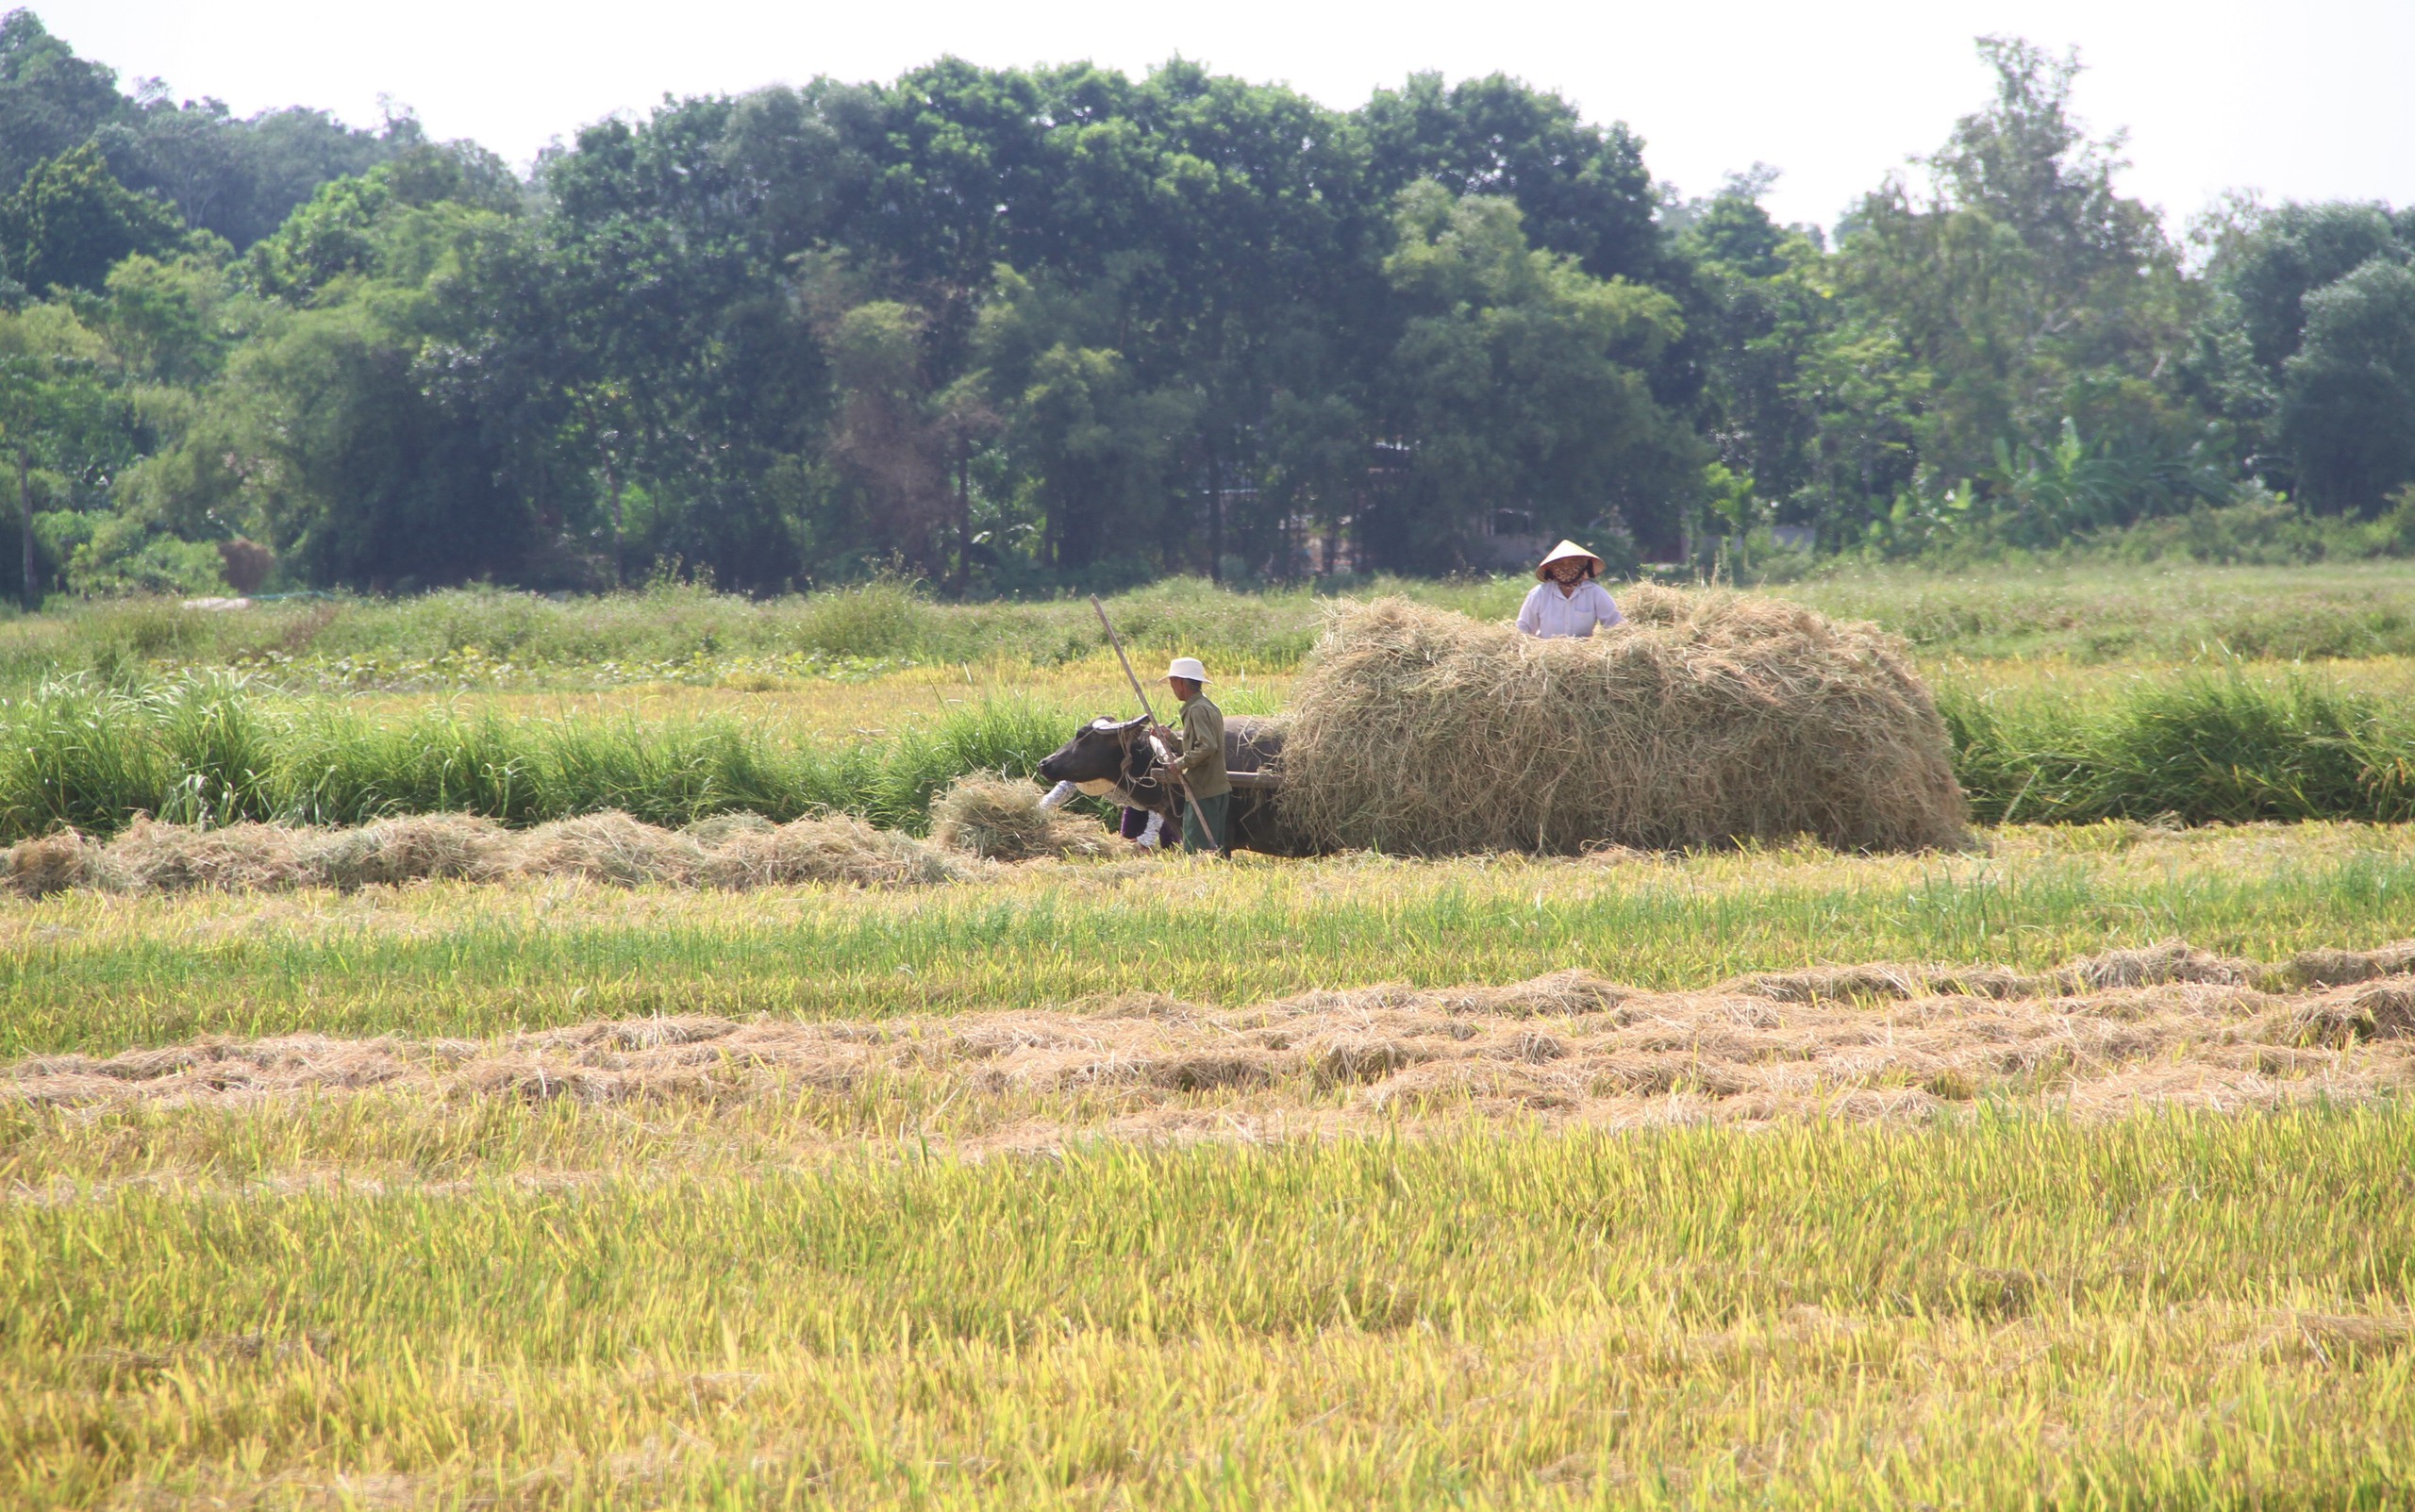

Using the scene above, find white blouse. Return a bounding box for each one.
[1517,580,1625,639]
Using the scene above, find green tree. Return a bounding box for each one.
[246,142,516,301]
[2282,258,2415,514]
[977,265,1195,575]
[124,162,552,590]
[3,141,181,291]
[98,90,419,251]
[100,246,247,384]
[1128,62,1365,580]
[1676,174,1829,535]
[0,298,113,605]
[0,9,124,192]
[1370,183,1698,566]
[1790,320,1926,547]
[1834,39,2196,507]
[2189,201,2411,494]
[1362,72,1666,286]
[541,109,828,590]
[222,296,531,588]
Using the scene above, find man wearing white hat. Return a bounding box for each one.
[1517,540,1626,639]
[1155,656,1230,855]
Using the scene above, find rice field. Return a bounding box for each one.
[9,564,2415,1506]
[10,821,2415,1055]
[7,1112,2414,1508]
[8,559,2415,690]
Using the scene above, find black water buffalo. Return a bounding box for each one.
[1034,715,1310,855]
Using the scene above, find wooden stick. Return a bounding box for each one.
[1091,595,1216,850]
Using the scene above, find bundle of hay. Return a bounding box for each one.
[4,830,106,898]
[305,815,515,889]
[930,775,1118,862]
[1275,590,1971,855]
[701,812,970,888]
[105,818,318,892]
[516,811,709,887]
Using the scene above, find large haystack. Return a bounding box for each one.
[1275,589,1971,855]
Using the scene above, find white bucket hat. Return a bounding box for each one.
[1165,656,1209,683]
[1536,540,1605,581]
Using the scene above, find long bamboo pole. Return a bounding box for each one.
[18,449,32,613]
[1091,595,1215,851]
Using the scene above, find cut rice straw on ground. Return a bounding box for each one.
[1,809,971,896]
[1277,590,1973,856]
[14,939,2413,1138]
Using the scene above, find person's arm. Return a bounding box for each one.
[1039,780,1078,810]
[1174,704,1216,773]
[1592,583,1624,627]
[1516,585,1544,636]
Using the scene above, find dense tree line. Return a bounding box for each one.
[2,11,2411,603]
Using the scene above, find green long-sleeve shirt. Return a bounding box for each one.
[1173,692,1230,799]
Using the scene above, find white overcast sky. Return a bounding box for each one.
[41,0,2415,236]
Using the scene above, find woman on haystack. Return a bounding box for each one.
[1516,540,1626,639]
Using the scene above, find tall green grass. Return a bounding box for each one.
[0,675,1081,839]
[9,667,2415,843]
[1942,672,2415,824]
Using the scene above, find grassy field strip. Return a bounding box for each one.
[335,654,2415,735]
[9,824,2415,1057]
[16,567,2415,694]
[8,941,2415,1193]
[5,1114,2412,1506]
[1927,651,2415,694]
[340,656,1299,743]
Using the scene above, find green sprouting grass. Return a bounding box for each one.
[8,561,2415,694]
[4,1111,2411,1507]
[8,823,2414,1057]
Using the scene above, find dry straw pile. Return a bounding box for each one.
[1276,589,1971,856]
[2,809,967,897]
[21,938,2415,1127]
[929,775,1119,862]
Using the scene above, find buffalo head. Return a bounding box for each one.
[1036,716,1169,806]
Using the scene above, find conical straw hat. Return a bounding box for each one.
[1535,540,1604,580]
